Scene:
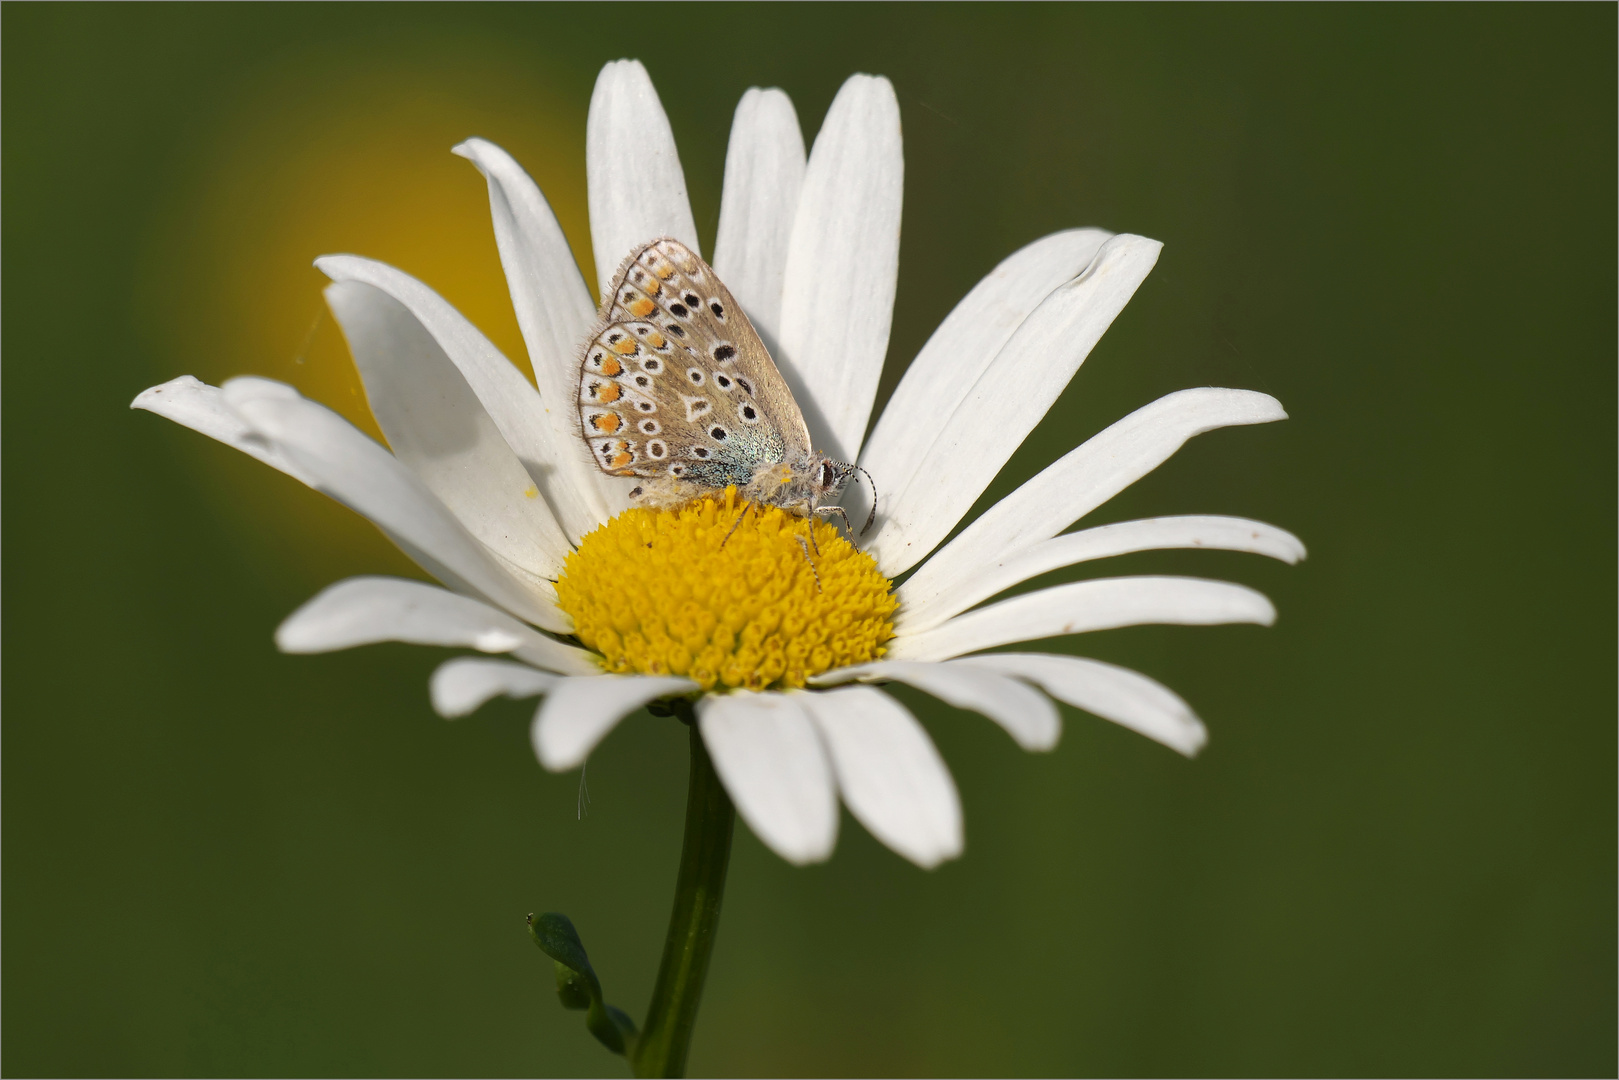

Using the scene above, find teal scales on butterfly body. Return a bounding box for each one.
[576,237,872,531]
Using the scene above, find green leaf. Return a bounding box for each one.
[527,912,638,1058]
[555,961,592,1011]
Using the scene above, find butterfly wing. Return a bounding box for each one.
[577,238,812,486]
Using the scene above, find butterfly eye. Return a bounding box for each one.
[712,344,736,363]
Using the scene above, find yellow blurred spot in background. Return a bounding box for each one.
[135,46,595,580]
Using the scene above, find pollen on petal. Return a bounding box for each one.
[554,490,897,692]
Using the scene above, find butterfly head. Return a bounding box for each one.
[805,455,878,536]
[812,457,855,500]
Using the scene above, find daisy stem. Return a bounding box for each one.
[631,703,735,1078]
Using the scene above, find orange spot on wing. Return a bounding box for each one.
[600,357,623,377]
[609,452,633,470]
[590,412,622,434]
[628,297,656,318]
[644,277,662,295]
[645,331,666,348]
[612,338,638,355]
[596,382,622,403]
[654,262,675,280]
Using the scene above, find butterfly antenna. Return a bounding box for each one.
[855,466,878,535]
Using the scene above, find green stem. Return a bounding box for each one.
[631,705,735,1078]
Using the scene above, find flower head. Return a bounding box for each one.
[133,59,1303,870]
[557,494,896,691]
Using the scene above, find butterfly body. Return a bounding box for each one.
[577,238,862,522]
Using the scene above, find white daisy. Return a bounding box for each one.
[132,60,1302,872]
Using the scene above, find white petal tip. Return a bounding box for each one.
[1172,720,1210,758]
[774,842,836,867]
[1023,730,1062,754]
[535,743,581,773]
[131,375,204,411]
[472,630,523,653]
[273,611,344,655]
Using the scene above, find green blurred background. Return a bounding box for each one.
[5,4,1614,1076]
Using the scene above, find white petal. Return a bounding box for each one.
[711,87,806,350]
[587,59,700,298]
[887,576,1277,663]
[697,692,837,865]
[452,138,629,530]
[324,279,570,579]
[776,74,903,461]
[222,377,569,633]
[811,660,1060,752]
[431,657,559,718]
[532,675,695,770]
[900,514,1306,634]
[132,375,317,485]
[866,234,1164,577]
[315,254,610,542]
[275,576,599,675]
[798,687,963,869]
[957,653,1208,757]
[859,228,1113,521]
[899,388,1288,608]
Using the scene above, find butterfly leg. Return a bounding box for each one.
[794,534,823,594]
[720,500,755,549]
[814,504,854,544]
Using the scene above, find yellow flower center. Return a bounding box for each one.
[555,490,896,692]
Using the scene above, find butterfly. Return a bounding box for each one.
[576,237,873,534]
